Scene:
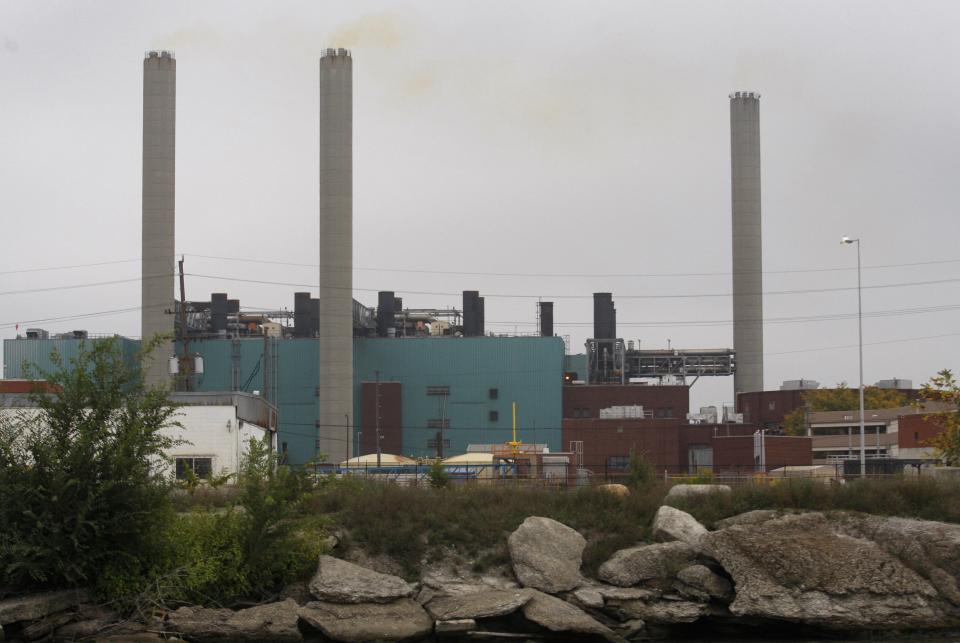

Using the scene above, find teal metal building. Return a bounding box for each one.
[3,335,565,466]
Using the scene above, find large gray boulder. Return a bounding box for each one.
[507,517,586,593]
[0,589,89,626]
[299,599,433,643]
[309,555,416,604]
[166,599,302,641]
[425,589,530,620]
[665,484,731,501]
[521,589,624,642]
[703,512,958,630]
[651,505,707,546]
[598,541,698,587]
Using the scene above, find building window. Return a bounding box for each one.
[768,402,776,411]
[489,388,498,400]
[654,408,673,419]
[175,457,212,480]
[914,432,920,442]
[582,408,592,418]
[427,385,450,396]
[607,455,630,469]
[489,410,499,422]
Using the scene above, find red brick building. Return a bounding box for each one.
[563,384,689,420]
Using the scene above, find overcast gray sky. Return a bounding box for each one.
[1,0,958,409]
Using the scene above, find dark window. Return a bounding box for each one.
[489,388,499,400]
[654,408,673,419]
[768,402,776,411]
[607,455,630,469]
[427,419,451,429]
[914,432,920,442]
[175,457,213,480]
[427,385,450,396]
[489,410,499,422]
[582,408,592,418]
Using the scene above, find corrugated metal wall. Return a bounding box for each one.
[354,337,565,458]
[3,338,140,379]
[4,336,566,465]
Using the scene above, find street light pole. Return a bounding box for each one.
[842,236,866,476]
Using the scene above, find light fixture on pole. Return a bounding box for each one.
[841,236,866,477]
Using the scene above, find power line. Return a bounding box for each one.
[185,272,960,300]
[765,331,960,357]
[0,258,140,276]
[183,252,960,278]
[0,275,172,297]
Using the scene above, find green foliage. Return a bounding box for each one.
[625,448,654,489]
[310,480,666,579]
[0,338,178,591]
[427,460,451,489]
[103,438,323,609]
[919,369,960,465]
[235,437,320,596]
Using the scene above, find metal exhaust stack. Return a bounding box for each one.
[730,91,764,393]
[142,50,176,386]
[318,48,353,463]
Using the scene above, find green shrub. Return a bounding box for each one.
[0,338,178,591]
[427,460,451,488]
[625,448,655,489]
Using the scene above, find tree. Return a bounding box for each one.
[781,384,910,436]
[0,337,180,590]
[918,369,960,465]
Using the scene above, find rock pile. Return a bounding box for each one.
[5,495,960,641]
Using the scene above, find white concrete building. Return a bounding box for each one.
[0,390,278,481]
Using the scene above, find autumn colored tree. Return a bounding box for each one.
[918,370,960,465]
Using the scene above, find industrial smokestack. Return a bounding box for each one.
[593,293,615,339]
[539,301,554,337]
[377,291,395,337]
[142,50,175,386]
[730,91,764,393]
[318,48,353,463]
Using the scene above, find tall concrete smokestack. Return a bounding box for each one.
[730,91,763,393]
[142,51,175,387]
[318,48,353,462]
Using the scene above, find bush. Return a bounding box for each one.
[625,448,655,489]
[102,437,324,609]
[0,338,178,591]
[427,460,451,488]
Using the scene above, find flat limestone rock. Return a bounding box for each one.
[619,599,709,624]
[651,506,708,546]
[508,517,586,593]
[309,555,416,604]
[0,589,89,626]
[714,509,779,530]
[435,618,476,634]
[521,589,624,642]
[299,599,433,643]
[598,541,698,587]
[702,512,952,630]
[167,599,302,642]
[426,589,530,620]
[676,564,733,601]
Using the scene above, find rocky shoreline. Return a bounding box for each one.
[4,487,960,641]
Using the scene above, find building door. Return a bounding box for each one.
[688,445,713,475]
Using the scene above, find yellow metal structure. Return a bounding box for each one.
[492,402,524,458]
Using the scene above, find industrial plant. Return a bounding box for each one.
[1,50,944,481]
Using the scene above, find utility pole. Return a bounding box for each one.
[177,256,192,391]
[375,370,382,468]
